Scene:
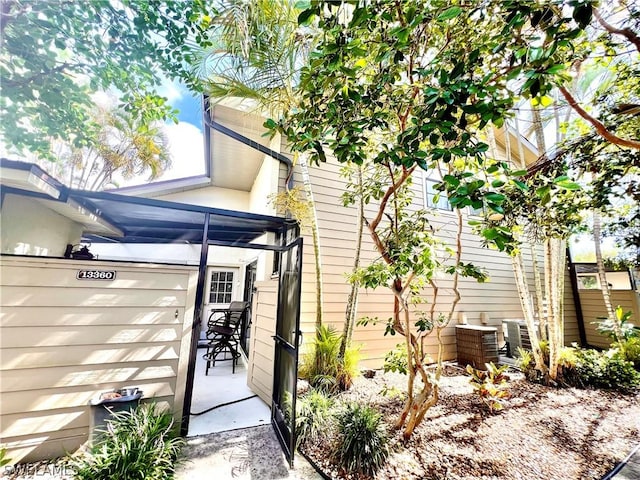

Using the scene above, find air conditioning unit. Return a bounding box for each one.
[503,320,532,357]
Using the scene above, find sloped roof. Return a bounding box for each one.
[1,158,291,246]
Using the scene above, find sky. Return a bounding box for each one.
[121,79,206,185]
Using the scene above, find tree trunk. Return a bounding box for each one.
[530,243,547,341]
[396,209,464,439]
[531,105,547,156]
[298,153,324,333]
[593,211,621,339]
[512,252,546,373]
[339,165,364,359]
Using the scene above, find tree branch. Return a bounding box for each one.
[2,63,74,88]
[594,8,640,53]
[369,164,416,231]
[559,86,640,150]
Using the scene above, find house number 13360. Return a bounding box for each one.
[77,270,116,280]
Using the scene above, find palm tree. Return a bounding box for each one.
[192,0,327,332]
[40,104,170,190]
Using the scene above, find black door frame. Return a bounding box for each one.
[241,260,258,355]
[271,229,303,467]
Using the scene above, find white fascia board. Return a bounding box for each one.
[107,176,212,198]
[66,197,124,237]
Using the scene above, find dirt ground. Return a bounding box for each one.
[301,364,640,480]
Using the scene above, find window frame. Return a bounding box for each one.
[208,269,235,304]
[424,178,453,211]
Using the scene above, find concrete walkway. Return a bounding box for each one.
[175,425,323,480]
[605,444,640,480]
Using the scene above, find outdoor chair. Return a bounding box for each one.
[202,301,250,374]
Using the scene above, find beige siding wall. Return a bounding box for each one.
[579,290,640,348]
[1,195,83,257]
[282,156,579,368]
[0,256,198,463]
[247,280,278,404]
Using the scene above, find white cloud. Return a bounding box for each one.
[157,77,185,103]
[158,122,206,180]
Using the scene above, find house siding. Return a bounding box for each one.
[280,153,579,368]
[579,290,640,348]
[246,279,279,404]
[0,256,198,463]
[1,195,83,257]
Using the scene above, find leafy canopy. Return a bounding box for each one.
[0,0,212,158]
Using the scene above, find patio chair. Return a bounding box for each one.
[202,301,250,374]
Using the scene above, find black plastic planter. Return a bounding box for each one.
[88,387,143,446]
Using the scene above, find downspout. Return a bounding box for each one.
[567,247,587,346]
[181,212,210,436]
[202,99,294,190]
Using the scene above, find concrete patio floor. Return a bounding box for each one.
[175,425,322,480]
[188,351,270,436]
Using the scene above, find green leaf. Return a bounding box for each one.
[483,228,499,240]
[298,8,316,25]
[437,7,462,21]
[485,193,505,203]
[556,180,581,191]
[545,64,566,75]
[513,180,529,191]
[443,174,460,187]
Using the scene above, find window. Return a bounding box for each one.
[209,270,234,303]
[577,274,598,290]
[425,179,453,211]
[468,205,484,216]
[272,231,283,275]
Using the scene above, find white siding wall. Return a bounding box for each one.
[246,280,278,404]
[157,185,250,211]
[0,257,198,463]
[1,195,83,257]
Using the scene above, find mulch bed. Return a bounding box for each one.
[301,364,640,480]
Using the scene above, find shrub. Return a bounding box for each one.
[620,337,640,370]
[299,325,360,393]
[0,446,11,468]
[71,402,183,480]
[466,362,510,413]
[296,389,334,448]
[516,347,540,382]
[596,306,636,343]
[573,348,640,391]
[517,344,578,385]
[333,403,389,476]
[383,344,409,375]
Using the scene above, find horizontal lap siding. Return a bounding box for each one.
[288,156,579,369]
[0,257,198,463]
[247,280,278,405]
[579,290,640,348]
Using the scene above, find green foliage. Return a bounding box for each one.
[596,306,637,343]
[0,445,12,468]
[620,337,640,371]
[295,389,334,448]
[299,325,360,393]
[332,403,389,476]
[379,384,405,400]
[71,402,183,480]
[466,362,510,413]
[516,347,533,373]
[383,344,409,375]
[572,348,640,391]
[1,1,210,158]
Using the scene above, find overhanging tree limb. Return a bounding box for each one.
[593,8,640,53]
[559,86,640,150]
